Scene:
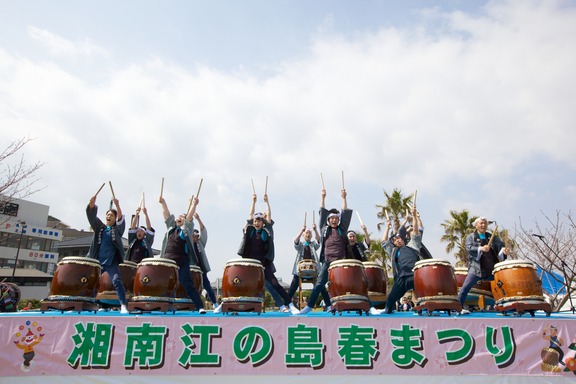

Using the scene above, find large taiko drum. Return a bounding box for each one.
[454,266,494,307]
[363,262,387,295]
[97,260,138,304]
[297,259,318,279]
[328,259,369,304]
[0,282,21,312]
[413,259,458,307]
[132,258,179,303]
[491,260,545,306]
[175,265,204,300]
[47,256,101,301]
[221,258,265,303]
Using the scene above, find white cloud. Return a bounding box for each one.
[28,26,109,59]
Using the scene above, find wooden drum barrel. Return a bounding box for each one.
[363,261,387,308]
[491,260,545,306]
[413,259,459,308]
[47,256,101,302]
[328,259,369,305]
[221,258,265,302]
[132,258,179,303]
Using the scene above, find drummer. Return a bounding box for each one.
[299,188,353,315]
[348,225,371,262]
[229,193,299,315]
[86,194,129,314]
[457,217,508,314]
[126,206,155,264]
[191,212,218,309]
[286,224,331,310]
[379,206,421,315]
[158,195,206,314]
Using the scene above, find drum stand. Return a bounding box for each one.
[40,297,99,314]
[494,300,552,317]
[299,275,317,310]
[127,298,176,314]
[330,295,371,316]
[413,296,462,316]
[221,299,263,314]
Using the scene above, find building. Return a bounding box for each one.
[0,197,63,299]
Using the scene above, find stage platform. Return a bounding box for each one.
[2,308,576,383]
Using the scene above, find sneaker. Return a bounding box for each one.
[369,307,382,315]
[288,303,300,315]
[325,306,332,312]
[213,304,222,314]
[199,308,206,314]
[299,306,312,315]
[280,305,290,313]
[120,305,129,314]
[459,309,471,316]
[212,302,218,309]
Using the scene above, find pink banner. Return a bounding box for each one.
[1,313,576,378]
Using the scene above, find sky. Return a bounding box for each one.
[1,0,575,286]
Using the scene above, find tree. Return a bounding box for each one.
[515,210,576,312]
[376,188,414,231]
[0,135,45,209]
[440,210,477,267]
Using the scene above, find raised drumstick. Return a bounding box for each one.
[108,181,116,200]
[94,182,105,198]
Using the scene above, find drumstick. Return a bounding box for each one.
[251,179,256,195]
[160,177,164,198]
[94,182,105,198]
[187,194,195,214]
[413,189,417,208]
[341,171,345,190]
[312,210,315,225]
[356,211,364,227]
[195,178,204,200]
[385,209,390,221]
[108,181,116,200]
[487,225,499,248]
[139,192,145,209]
[304,212,307,227]
[264,176,268,195]
[320,173,325,190]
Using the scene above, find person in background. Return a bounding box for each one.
[126,206,155,264]
[287,224,331,310]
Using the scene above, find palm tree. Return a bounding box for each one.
[376,188,414,231]
[441,209,477,267]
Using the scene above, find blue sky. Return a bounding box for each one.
[1,0,575,285]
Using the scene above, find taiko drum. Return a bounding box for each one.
[132,258,179,301]
[48,256,101,300]
[221,258,264,300]
[328,259,369,300]
[297,259,318,279]
[491,260,544,303]
[363,261,387,295]
[413,259,458,301]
